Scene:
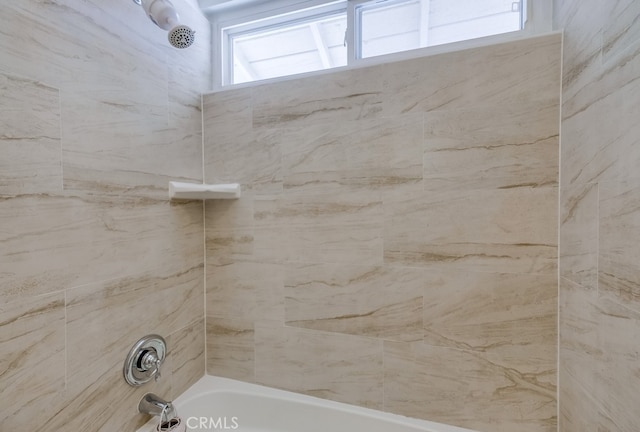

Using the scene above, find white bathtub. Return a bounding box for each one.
[137,375,477,432]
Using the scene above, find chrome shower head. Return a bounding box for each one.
[168,24,195,49]
[135,0,195,49]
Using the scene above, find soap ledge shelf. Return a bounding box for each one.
[168,181,241,200]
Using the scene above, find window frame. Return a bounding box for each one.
[211,0,552,89]
[351,0,428,60]
[220,1,347,86]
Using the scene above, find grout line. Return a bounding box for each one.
[201,92,206,185]
[595,182,599,298]
[203,199,207,376]
[201,92,208,376]
[556,29,565,432]
[381,338,385,412]
[57,87,64,193]
[64,289,68,390]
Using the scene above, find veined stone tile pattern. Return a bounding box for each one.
[380,33,561,116]
[384,341,556,432]
[275,188,384,265]
[0,195,203,304]
[602,0,640,66]
[423,101,559,192]
[557,0,640,430]
[560,183,599,290]
[204,33,560,432]
[384,187,558,274]
[168,319,206,398]
[0,0,209,430]
[206,317,255,382]
[599,180,640,307]
[0,73,61,196]
[285,263,424,342]
[204,89,283,195]
[0,293,65,430]
[251,66,384,128]
[559,278,601,428]
[64,265,204,395]
[255,323,384,409]
[423,270,557,377]
[205,195,255,263]
[206,260,284,324]
[1,1,209,200]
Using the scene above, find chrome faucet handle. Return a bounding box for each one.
[124,335,167,386]
[139,349,162,381]
[153,356,162,382]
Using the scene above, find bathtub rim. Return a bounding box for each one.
[137,374,478,432]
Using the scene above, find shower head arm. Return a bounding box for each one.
[134,0,196,49]
[140,0,180,31]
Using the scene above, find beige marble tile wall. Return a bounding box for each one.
[204,33,561,432]
[0,0,210,430]
[555,1,640,431]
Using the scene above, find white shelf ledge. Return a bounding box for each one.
[169,181,241,200]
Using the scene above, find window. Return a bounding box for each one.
[218,0,547,87]
[222,2,347,85]
[355,0,524,59]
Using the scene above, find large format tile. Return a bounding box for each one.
[277,188,384,265]
[423,270,557,376]
[602,0,640,65]
[559,371,600,432]
[277,114,423,196]
[595,296,640,431]
[0,1,141,88]
[203,87,253,126]
[60,91,204,199]
[207,260,283,323]
[203,89,282,194]
[384,341,556,432]
[599,180,640,309]
[202,88,254,188]
[205,196,255,263]
[251,196,285,263]
[424,101,558,191]
[381,33,561,116]
[206,318,255,382]
[279,122,358,179]
[0,194,203,303]
[0,72,61,196]
[561,50,640,188]
[559,278,600,417]
[168,319,205,398]
[37,359,172,432]
[0,293,65,430]
[285,263,423,341]
[559,8,640,192]
[252,66,384,128]
[255,324,383,409]
[384,188,557,274]
[560,183,599,290]
[65,265,203,394]
[344,115,423,186]
[554,0,606,119]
